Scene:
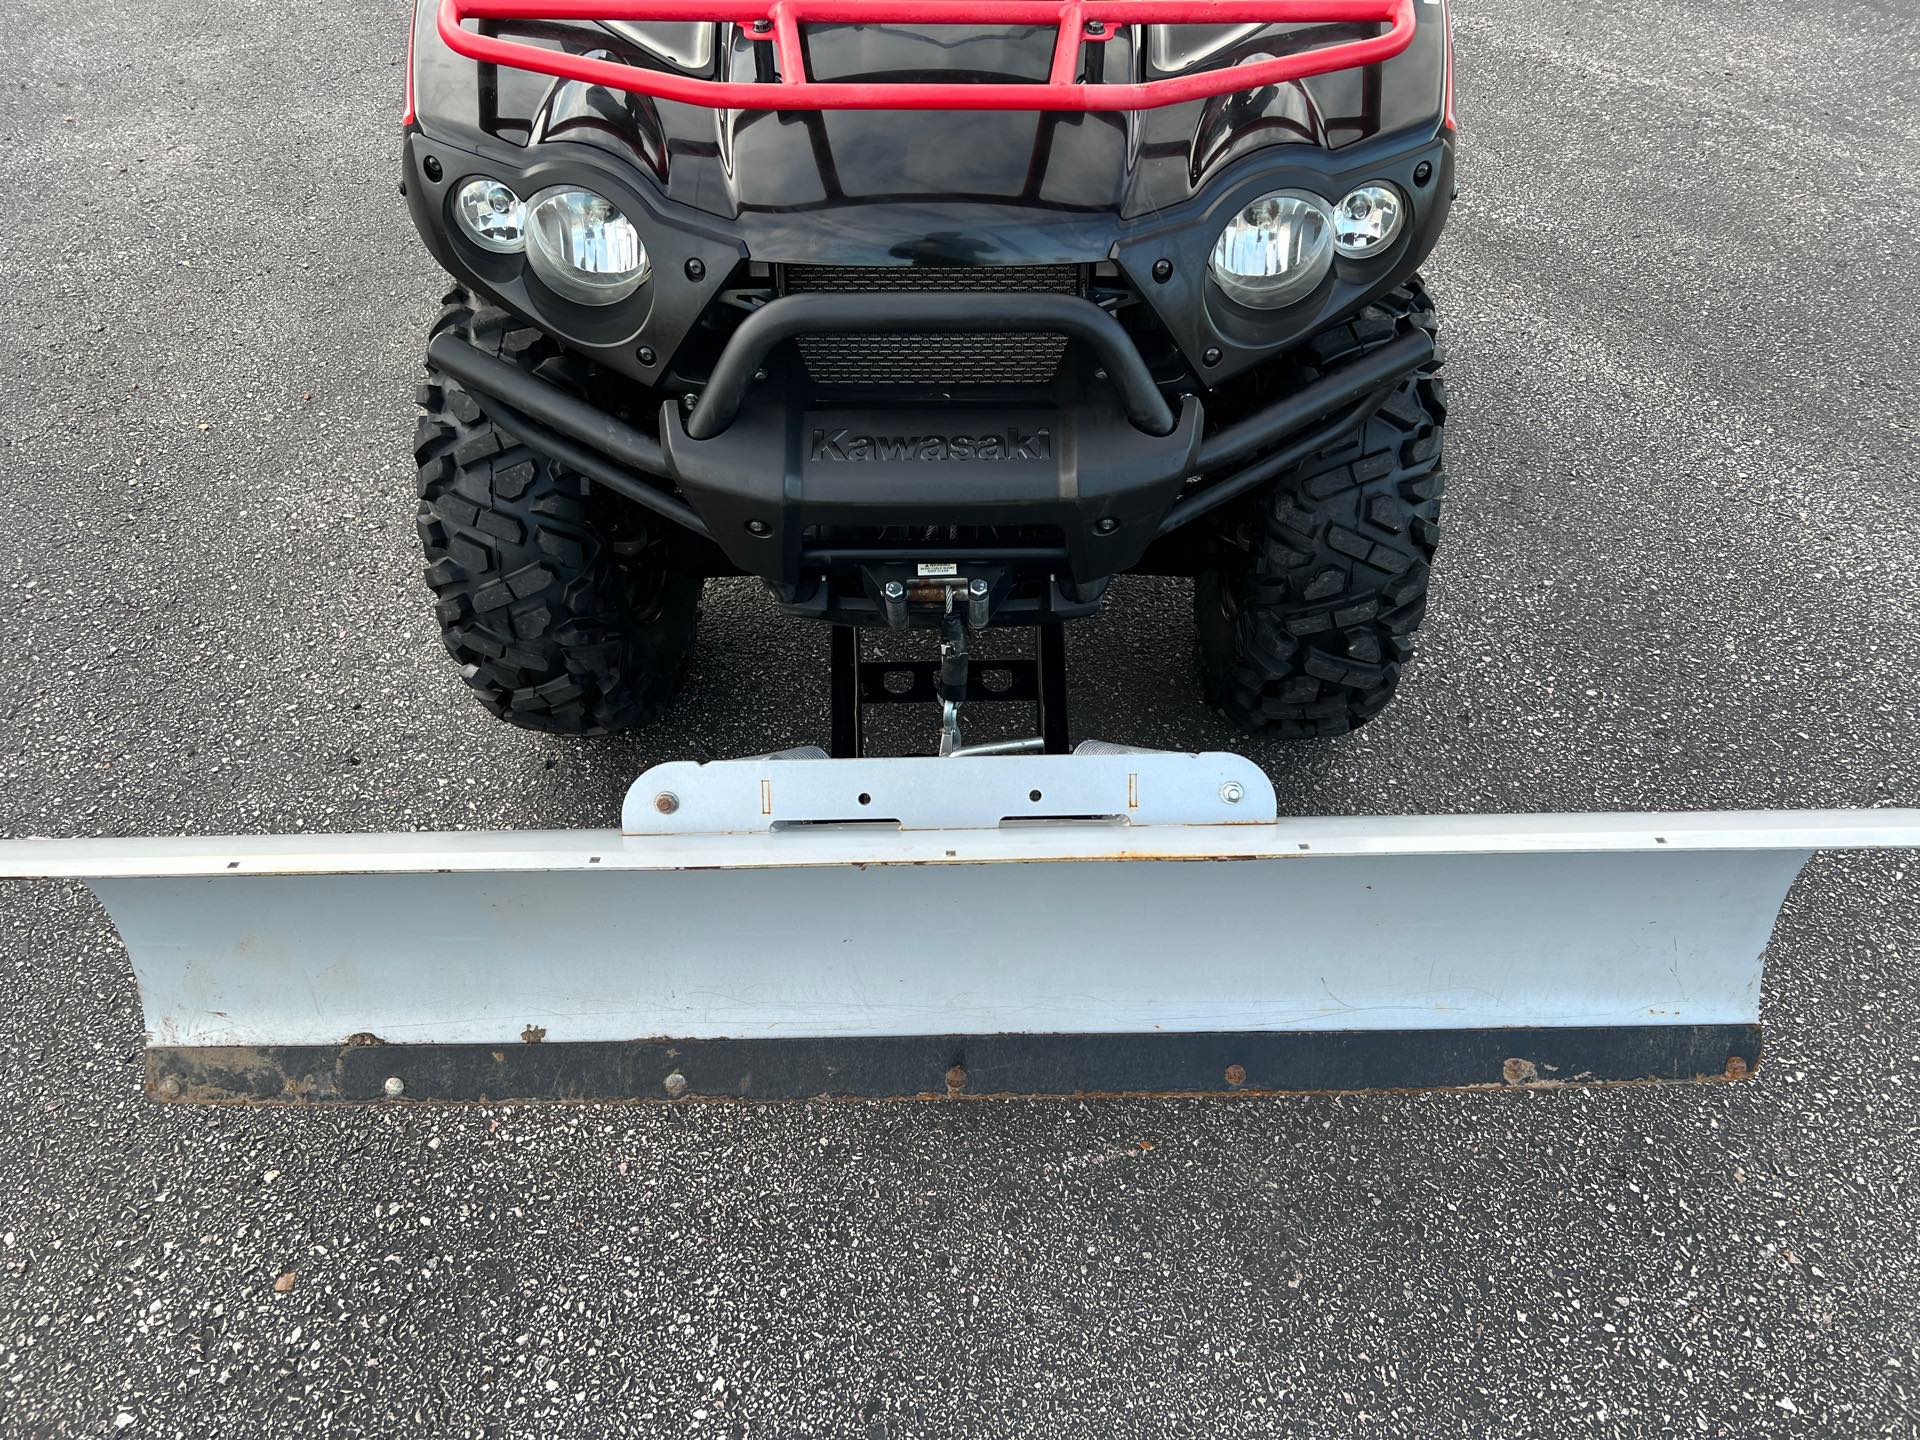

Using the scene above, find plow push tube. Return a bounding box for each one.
[437,0,1418,113]
[3,752,1915,1104]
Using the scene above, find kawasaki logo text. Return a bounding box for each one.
[809,427,1051,463]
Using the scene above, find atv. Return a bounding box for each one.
[7,4,1913,1108]
[13,0,1903,1108]
[403,0,1454,751]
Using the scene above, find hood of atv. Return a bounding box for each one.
[413,16,1449,264]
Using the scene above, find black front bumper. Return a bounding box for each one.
[656,290,1204,601]
[425,287,1434,623]
[664,381,1202,601]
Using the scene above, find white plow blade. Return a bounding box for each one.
[1,753,1912,1103]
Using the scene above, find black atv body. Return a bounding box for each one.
[403,5,1455,737]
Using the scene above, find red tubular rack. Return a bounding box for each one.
[436,0,1416,112]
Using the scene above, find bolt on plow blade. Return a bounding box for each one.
[2,754,1913,1104]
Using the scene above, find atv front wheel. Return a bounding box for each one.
[414,289,701,735]
[1195,282,1446,738]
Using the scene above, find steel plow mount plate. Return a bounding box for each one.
[2,751,1915,1105]
[625,749,1280,832]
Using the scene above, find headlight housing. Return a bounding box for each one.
[453,179,526,254]
[1207,191,1335,308]
[1332,183,1407,258]
[525,187,650,305]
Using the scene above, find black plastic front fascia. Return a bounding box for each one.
[660,373,1203,587]
[1113,125,1455,386]
[404,121,1453,393]
[402,130,745,389]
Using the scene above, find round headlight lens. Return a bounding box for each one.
[1332,183,1406,258]
[525,187,650,305]
[453,179,526,254]
[1208,191,1335,308]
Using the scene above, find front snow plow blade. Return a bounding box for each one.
[2,752,1911,1104]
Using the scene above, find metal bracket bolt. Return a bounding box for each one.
[1220,781,1244,804]
[383,1076,406,1098]
[967,576,990,628]
[654,792,680,815]
[663,1071,689,1098]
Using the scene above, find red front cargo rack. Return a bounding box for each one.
[436,0,1417,112]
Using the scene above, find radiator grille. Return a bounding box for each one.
[782,264,1083,387]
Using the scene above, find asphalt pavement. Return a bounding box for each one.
[3,0,1919,1434]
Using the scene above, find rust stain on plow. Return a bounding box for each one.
[149,1045,321,1104]
[944,1065,969,1096]
[1724,1055,1750,1080]
[1224,1064,1247,1087]
[1502,1057,1538,1085]
[520,1025,548,1045]
[342,1032,386,1047]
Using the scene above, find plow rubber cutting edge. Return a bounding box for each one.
[1,751,1913,1103]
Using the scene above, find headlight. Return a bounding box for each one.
[1208,191,1335,308]
[525,187,650,305]
[453,179,526,254]
[1332,183,1406,258]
